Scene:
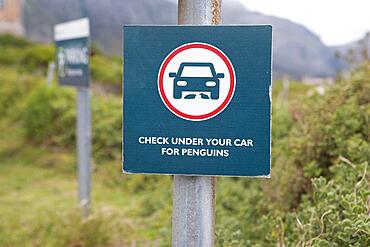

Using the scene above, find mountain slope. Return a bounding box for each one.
[222,1,343,78]
[23,0,342,79]
[331,32,370,64]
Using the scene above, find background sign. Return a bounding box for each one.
[123,25,272,177]
[54,18,90,87]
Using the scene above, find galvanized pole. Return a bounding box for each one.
[77,86,91,218]
[173,1,221,246]
[47,61,55,87]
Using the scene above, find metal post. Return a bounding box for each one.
[77,86,91,218]
[172,1,221,246]
[282,76,290,105]
[47,61,55,87]
[173,176,216,247]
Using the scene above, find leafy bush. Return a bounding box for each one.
[20,44,54,70]
[92,96,122,160]
[290,62,369,187]
[216,62,370,246]
[0,67,42,116]
[0,35,54,72]
[0,34,30,47]
[286,161,369,246]
[22,85,122,160]
[90,55,122,85]
[23,85,76,146]
[47,211,115,247]
[0,34,122,86]
[0,47,24,65]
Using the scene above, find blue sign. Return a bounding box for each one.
[54,18,90,87]
[56,37,89,87]
[123,25,272,177]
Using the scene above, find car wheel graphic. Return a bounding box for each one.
[173,86,182,99]
[210,86,220,99]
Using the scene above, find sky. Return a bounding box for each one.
[240,0,370,46]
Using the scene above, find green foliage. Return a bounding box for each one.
[272,104,293,142]
[291,63,369,178]
[22,85,122,160]
[287,161,369,246]
[0,34,122,85]
[44,211,115,247]
[90,55,122,85]
[23,85,76,146]
[0,67,42,116]
[0,130,171,246]
[1,34,369,246]
[92,96,122,160]
[0,35,53,72]
[216,62,370,246]
[20,44,54,70]
[0,34,30,47]
[0,47,24,65]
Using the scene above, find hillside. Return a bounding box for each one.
[331,32,370,65]
[22,0,343,79]
[0,34,369,246]
[222,2,344,79]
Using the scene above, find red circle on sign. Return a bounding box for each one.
[158,42,236,121]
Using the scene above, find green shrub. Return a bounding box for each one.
[216,62,370,246]
[91,55,121,85]
[0,35,53,72]
[23,85,122,160]
[0,34,122,86]
[23,85,76,146]
[92,96,122,160]
[291,62,369,179]
[272,103,293,142]
[0,47,23,65]
[20,44,54,70]
[0,67,42,116]
[296,161,368,246]
[49,211,115,247]
[0,208,117,247]
[0,34,30,47]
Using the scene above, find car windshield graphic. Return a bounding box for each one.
[180,66,213,77]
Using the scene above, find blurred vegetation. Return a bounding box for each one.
[0,34,369,246]
[0,34,122,86]
[216,61,370,246]
[23,85,121,161]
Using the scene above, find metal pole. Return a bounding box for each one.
[173,176,217,247]
[77,86,91,218]
[47,61,55,87]
[172,1,221,246]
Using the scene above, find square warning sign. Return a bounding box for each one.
[123,25,272,177]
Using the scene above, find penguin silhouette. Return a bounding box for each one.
[184,94,196,99]
[200,93,210,99]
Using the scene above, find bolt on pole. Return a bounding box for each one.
[77,86,92,218]
[172,1,222,246]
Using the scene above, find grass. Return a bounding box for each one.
[0,73,312,246]
[0,120,172,246]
